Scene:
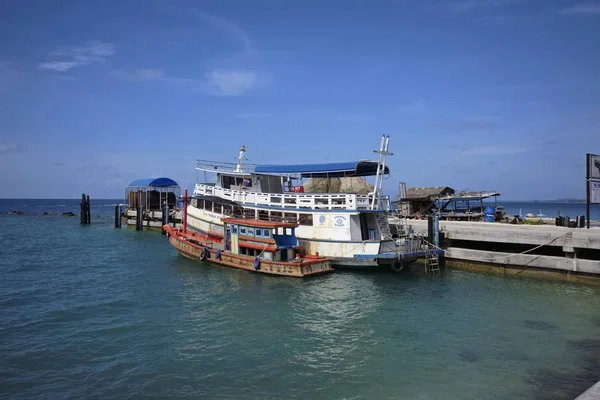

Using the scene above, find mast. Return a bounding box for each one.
[371,135,393,210]
[234,145,246,173]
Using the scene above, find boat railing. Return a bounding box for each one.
[196,159,258,174]
[193,183,391,211]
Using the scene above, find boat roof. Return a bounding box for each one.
[254,160,389,178]
[439,191,501,201]
[221,218,298,229]
[127,177,179,188]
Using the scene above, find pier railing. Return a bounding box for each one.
[193,183,391,211]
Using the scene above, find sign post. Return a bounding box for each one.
[586,153,600,229]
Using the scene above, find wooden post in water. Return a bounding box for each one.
[80,193,87,224]
[161,200,168,235]
[114,204,121,228]
[136,204,143,231]
[86,195,91,224]
[80,193,91,224]
[183,189,188,233]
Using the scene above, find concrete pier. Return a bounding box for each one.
[576,381,600,400]
[397,218,600,279]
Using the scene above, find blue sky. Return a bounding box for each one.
[0,0,599,200]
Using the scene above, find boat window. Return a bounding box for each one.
[299,214,313,226]
[286,228,293,235]
[248,227,254,236]
[256,229,262,237]
[263,229,270,237]
[284,212,297,221]
[232,225,237,234]
[240,227,246,235]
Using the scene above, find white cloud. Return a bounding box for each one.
[39,61,84,72]
[39,41,115,72]
[560,4,600,14]
[205,69,257,96]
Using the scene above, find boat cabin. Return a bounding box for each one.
[221,218,301,262]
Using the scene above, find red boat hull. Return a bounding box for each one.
[164,226,333,278]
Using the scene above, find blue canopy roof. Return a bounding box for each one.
[128,177,179,187]
[254,161,389,178]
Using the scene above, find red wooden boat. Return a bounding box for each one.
[163,200,333,277]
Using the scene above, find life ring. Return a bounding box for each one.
[391,260,404,272]
[216,249,221,260]
[254,257,260,270]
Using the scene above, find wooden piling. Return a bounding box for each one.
[80,194,87,224]
[115,204,121,228]
[183,189,188,233]
[161,201,168,234]
[136,204,143,231]
[80,193,91,224]
[86,195,91,224]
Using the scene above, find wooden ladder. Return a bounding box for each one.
[425,253,440,275]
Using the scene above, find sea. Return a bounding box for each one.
[2,198,600,399]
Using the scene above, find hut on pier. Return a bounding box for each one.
[124,177,182,229]
[394,186,455,217]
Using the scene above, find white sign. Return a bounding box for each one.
[592,181,600,205]
[332,215,349,228]
[589,154,600,179]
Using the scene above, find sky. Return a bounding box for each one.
[0,0,599,200]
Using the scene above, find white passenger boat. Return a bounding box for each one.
[185,136,423,270]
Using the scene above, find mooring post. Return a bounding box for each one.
[114,204,121,228]
[161,200,168,235]
[86,195,91,224]
[80,193,87,224]
[183,189,188,233]
[136,204,142,231]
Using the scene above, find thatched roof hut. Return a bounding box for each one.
[400,186,455,201]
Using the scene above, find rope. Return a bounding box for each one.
[423,233,570,262]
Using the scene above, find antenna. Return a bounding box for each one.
[234,145,246,173]
[371,135,393,210]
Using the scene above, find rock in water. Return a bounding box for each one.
[8,210,24,215]
[62,212,75,217]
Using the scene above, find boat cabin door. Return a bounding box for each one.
[230,224,239,254]
[225,226,231,251]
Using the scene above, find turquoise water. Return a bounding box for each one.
[2,201,600,399]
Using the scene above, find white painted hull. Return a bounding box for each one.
[185,204,390,267]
